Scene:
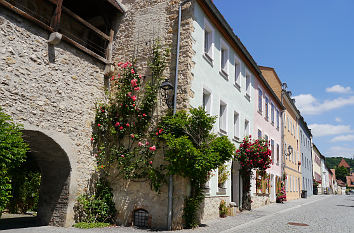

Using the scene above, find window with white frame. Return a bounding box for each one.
[245,73,251,98]
[219,101,227,133]
[244,119,250,137]
[258,88,263,113]
[204,19,213,60]
[258,129,262,139]
[233,112,240,139]
[203,89,211,114]
[235,58,241,87]
[265,97,269,120]
[276,109,280,129]
[271,139,274,164]
[271,103,275,124]
[276,143,279,164]
[220,41,229,75]
[264,134,268,144]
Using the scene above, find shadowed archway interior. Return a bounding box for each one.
[22,130,71,227]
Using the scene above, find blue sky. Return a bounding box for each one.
[214,0,354,159]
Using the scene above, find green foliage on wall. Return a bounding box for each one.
[159,108,235,228]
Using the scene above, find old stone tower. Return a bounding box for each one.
[1,0,195,229]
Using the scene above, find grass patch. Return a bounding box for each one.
[73,222,111,229]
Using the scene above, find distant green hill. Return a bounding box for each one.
[325,157,354,171]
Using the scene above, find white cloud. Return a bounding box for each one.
[294,94,354,115]
[331,134,354,142]
[326,84,352,94]
[308,123,353,137]
[326,146,354,158]
[335,117,342,122]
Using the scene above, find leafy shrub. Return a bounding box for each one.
[75,178,116,224]
[8,156,41,214]
[0,108,28,214]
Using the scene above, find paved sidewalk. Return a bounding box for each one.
[1,194,332,233]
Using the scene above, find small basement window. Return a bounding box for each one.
[134,209,149,228]
[1,0,123,62]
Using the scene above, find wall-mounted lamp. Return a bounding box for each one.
[159,78,174,109]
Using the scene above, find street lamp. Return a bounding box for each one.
[160,78,174,109]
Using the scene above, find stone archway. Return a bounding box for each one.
[21,130,74,227]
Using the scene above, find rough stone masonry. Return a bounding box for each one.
[0,0,196,229]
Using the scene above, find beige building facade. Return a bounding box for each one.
[260,66,302,201]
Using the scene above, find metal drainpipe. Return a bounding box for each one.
[167,0,191,230]
[281,91,285,179]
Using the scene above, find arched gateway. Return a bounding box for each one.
[21,128,77,227]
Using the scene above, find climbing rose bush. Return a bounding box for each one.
[235,136,272,210]
[235,136,272,173]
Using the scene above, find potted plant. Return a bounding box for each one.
[218,164,229,189]
[219,200,228,218]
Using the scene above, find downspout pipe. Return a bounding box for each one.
[167,0,192,230]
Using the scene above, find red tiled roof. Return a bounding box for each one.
[330,169,336,180]
[338,158,350,168]
[337,179,346,187]
[347,176,354,187]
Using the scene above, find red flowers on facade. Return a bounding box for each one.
[149,146,156,151]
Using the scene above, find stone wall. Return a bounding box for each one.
[107,0,196,230]
[0,7,105,226]
[251,194,270,209]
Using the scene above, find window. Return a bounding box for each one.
[258,129,262,139]
[287,116,289,131]
[258,89,263,113]
[264,134,268,144]
[203,89,211,114]
[271,103,275,124]
[276,144,279,164]
[219,101,227,133]
[276,110,280,129]
[204,19,214,60]
[233,112,240,139]
[220,41,228,75]
[244,119,250,137]
[271,139,274,164]
[235,58,241,87]
[2,0,122,62]
[245,73,251,99]
[265,97,269,120]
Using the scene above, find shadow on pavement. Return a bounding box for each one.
[0,216,44,230]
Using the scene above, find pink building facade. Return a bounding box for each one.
[251,76,283,204]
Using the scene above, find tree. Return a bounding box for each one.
[336,166,349,183]
[0,108,28,215]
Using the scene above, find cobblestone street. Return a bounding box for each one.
[2,195,353,233]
